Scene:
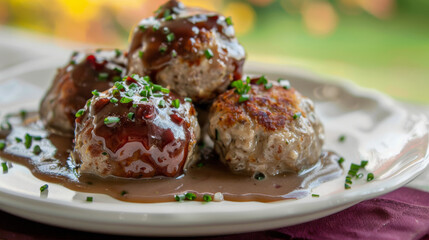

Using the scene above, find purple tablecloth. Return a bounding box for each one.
[1,187,429,240]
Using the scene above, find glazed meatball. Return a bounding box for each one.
[40,49,127,136]
[72,74,200,178]
[128,0,245,103]
[208,77,324,176]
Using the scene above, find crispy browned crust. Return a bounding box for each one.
[211,83,304,131]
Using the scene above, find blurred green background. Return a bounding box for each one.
[1,0,428,103]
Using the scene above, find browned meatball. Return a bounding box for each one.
[208,77,324,176]
[128,0,245,103]
[72,74,200,178]
[39,49,127,136]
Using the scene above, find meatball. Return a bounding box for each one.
[72,74,200,178]
[208,77,324,176]
[128,0,245,103]
[40,49,127,136]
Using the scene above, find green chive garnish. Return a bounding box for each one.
[20,110,27,120]
[312,194,319,197]
[184,97,192,102]
[172,50,177,57]
[356,173,364,179]
[159,45,167,53]
[203,194,212,202]
[40,184,48,192]
[24,133,32,149]
[254,172,265,181]
[278,79,291,90]
[75,109,85,118]
[161,88,170,94]
[152,84,162,92]
[185,192,196,200]
[138,25,147,31]
[264,82,273,90]
[140,97,148,102]
[164,15,173,21]
[175,194,185,201]
[204,49,214,59]
[113,67,122,74]
[102,152,108,156]
[239,94,250,103]
[98,72,109,81]
[91,90,100,96]
[86,196,93,202]
[138,51,143,59]
[104,116,120,125]
[1,162,7,172]
[338,157,345,166]
[256,75,267,85]
[293,112,302,120]
[153,24,160,31]
[225,16,233,26]
[166,33,175,42]
[86,100,92,107]
[127,112,135,121]
[110,97,118,103]
[367,173,374,181]
[360,160,368,168]
[120,97,133,104]
[172,99,180,108]
[128,83,138,89]
[15,137,22,143]
[158,99,166,108]
[33,145,42,155]
[114,82,124,90]
[338,135,346,142]
[0,141,5,151]
[345,184,351,189]
[120,190,128,196]
[115,49,121,57]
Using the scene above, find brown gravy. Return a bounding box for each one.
[0,113,342,203]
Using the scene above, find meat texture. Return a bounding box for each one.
[128,0,245,103]
[72,74,200,178]
[208,77,324,176]
[39,49,127,136]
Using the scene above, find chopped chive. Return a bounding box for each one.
[338,135,346,142]
[166,33,175,42]
[158,99,166,108]
[33,136,42,141]
[143,76,151,82]
[367,173,374,181]
[140,90,148,97]
[0,141,5,151]
[86,100,92,107]
[127,112,135,121]
[98,72,109,81]
[153,93,163,97]
[254,172,265,181]
[114,82,124,90]
[360,160,368,168]
[293,112,302,120]
[184,97,192,102]
[159,45,167,53]
[225,16,233,26]
[204,49,214,59]
[104,116,120,125]
[138,25,147,31]
[203,194,212,202]
[338,157,345,165]
[161,88,170,94]
[15,137,22,143]
[0,121,11,130]
[120,190,128,196]
[102,152,108,156]
[348,169,357,176]
[153,24,160,31]
[120,97,133,104]
[350,163,361,171]
[20,110,27,120]
[132,104,137,108]
[1,162,7,172]
[24,133,32,149]
[86,196,93,202]
[172,99,180,108]
[128,83,138,89]
[311,194,319,197]
[140,97,148,102]
[345,178,352,184]
[138,51,143,59]
[125,91,134,97]
[278,79,291,90]
[356,173,364,179]
[264,82,273,90]
[185,192,196,200]
[33,145,42,155]
[152,84,162,92]
[345,184,351,189]
[69,60,76,65]
[256,75,267,85]
[164,15,173,21]
[113,67,123,74]
[110,97,118,103]
[115,49,121,57]
[75,109,85,118]
[197,162,205,167]
[171,50,177,57]
[175,194,185,201]
[91,90,100,96]
[239,94,250,103]
[40,184,48,192]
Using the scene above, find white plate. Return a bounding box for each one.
[0,59,428,237]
